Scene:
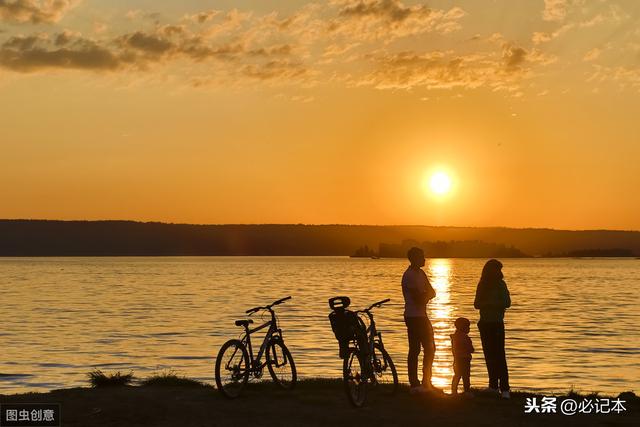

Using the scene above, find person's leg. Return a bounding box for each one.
[478,321,498,389]
[419,318,435,386]
[451,370,461,395]
[495,322,510,391]
[461,359,471,392]
[405,317,421,387]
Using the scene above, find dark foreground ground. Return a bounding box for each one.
[1,380,638,427]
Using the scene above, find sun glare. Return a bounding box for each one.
[429,172,452,195]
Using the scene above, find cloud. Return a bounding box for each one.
[118,31,174,56]
[0,2,568,93]
[0,25,306,85]
[327,1,466,41]
[532,23,573,45]
[0,0,78,24]
[183,10,220,24]
[354,39,556,93]
[503,44,527,72]
[355,50,501,91]
[543,0,569,22]
[583,47,601,61]
[242,59,308,81]
[336,0,419,22]
[0,34,121,71]
[587,64,640,91]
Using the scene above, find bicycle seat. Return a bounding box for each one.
[235,319,254,327]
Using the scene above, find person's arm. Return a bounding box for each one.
[502,280,511,309]
[473,283,480,309]
[425,274,436,301]
[474,283,489,309]
[405,270,430,305]
[467,336,475,354]
[451,336,458,357]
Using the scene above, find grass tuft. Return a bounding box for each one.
[88,369,134,387]
[140,371,210,388]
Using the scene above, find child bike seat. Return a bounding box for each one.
[328,296,351,310]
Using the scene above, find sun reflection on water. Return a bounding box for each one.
[427,259,454,390]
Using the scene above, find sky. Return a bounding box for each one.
[1,0,639,230]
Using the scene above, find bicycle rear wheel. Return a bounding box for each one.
[215,339,250,399]
[343,348,367,407]
[266,339,297,390]
[372,342,398,395]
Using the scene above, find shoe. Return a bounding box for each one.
[501,390,511,399]
[462,391,475,398]
[482,387,500,394]
[410,386,429,395]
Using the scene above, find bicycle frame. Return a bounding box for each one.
[239,309,283,374]
[359,310,383,355]
[351,302,390,380]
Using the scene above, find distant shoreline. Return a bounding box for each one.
[1,220,639,257]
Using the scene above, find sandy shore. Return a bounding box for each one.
[1,380,638,426]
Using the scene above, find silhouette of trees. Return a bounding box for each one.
[350,245,378,257]
[0,220,638,257]
[378,240,529,258]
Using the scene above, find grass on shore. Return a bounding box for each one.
[87,370,134,387]
[2,376,637,427]
[138,371,210,388]
[88,370,210,388]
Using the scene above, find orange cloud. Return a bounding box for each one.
[0,0,79,24]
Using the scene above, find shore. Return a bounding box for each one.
[1,379,638,426]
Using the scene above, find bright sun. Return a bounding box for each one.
[429,172,452,195]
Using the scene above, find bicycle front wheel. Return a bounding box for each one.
[266,339,297,390]
[372,342,398,395]
[343,348,367,407]
[215,339,250,399]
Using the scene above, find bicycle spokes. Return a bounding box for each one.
[267,340,296,389]
[215,340,250,399]
[224,351,246,383]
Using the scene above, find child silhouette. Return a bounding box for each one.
[451,317,474,397]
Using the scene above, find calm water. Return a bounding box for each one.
[1,257,639,395]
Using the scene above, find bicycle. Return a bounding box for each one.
[215,296,297,398]
[329,297,398,407]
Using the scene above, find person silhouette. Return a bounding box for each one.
[450,317,474,397]
[402,247,441,394]
[474,259,511,399]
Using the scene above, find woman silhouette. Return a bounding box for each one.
[474,259,511,398]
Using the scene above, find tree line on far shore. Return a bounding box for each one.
[1,220,639,257]
[352,240,637,258]
[352,240,529,258]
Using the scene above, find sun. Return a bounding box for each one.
[429,172,452,195]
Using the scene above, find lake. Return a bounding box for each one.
[1,257,638,395]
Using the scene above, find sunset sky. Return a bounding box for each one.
[1,0,639,229]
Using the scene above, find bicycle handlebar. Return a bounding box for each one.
[245,296,292,315]
[273,296,292,305]
[365,298,390,312]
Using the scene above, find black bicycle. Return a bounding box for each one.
[329,297,398,407]
[215,296,297,398]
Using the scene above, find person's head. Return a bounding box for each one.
[454,317,470,334]
[480,259,503,283]
[407,247,425,268]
